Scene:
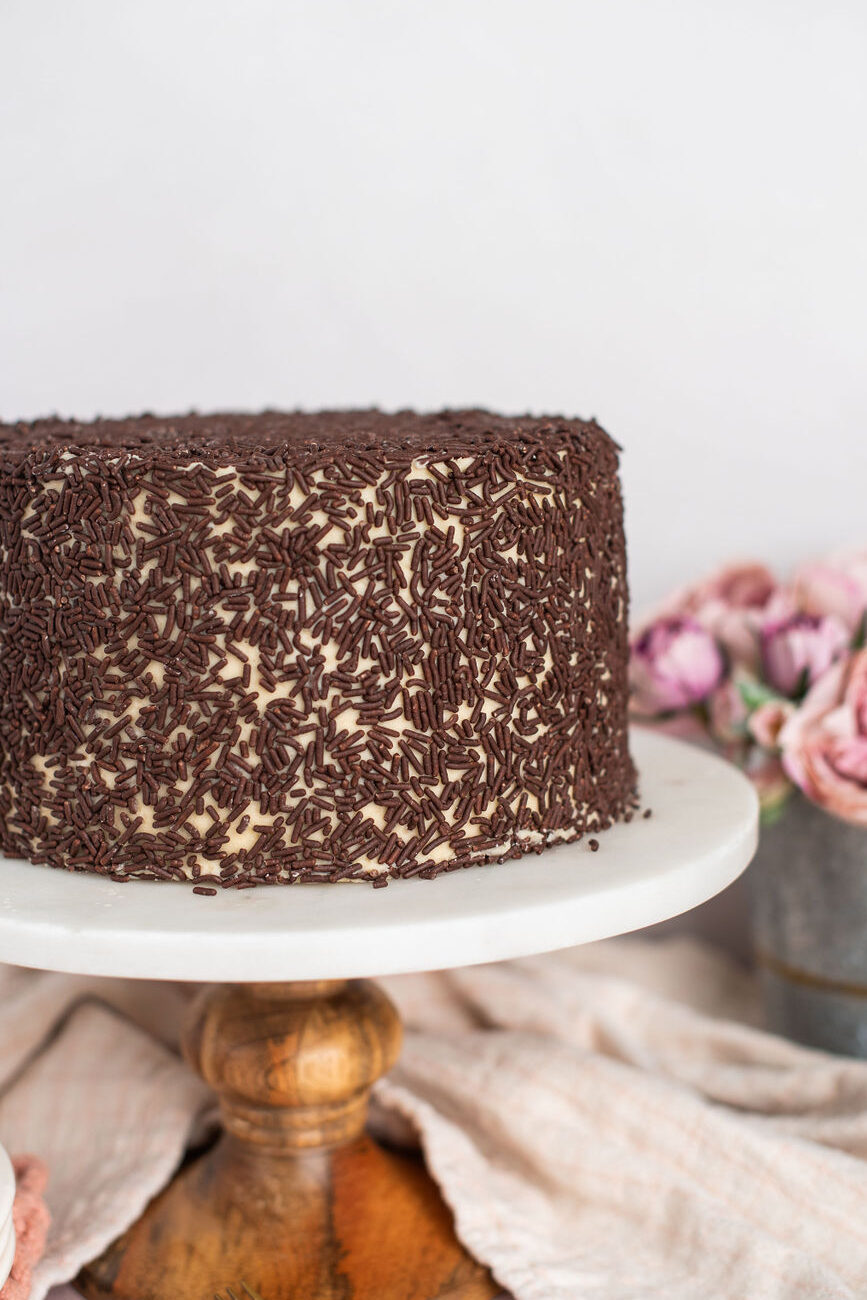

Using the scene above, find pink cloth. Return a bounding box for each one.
[1,1159,49,1300]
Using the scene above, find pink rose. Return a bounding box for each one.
[760,612,849,698]
[630,616,725,715]
[780,650,867,825]
[795,550,867,634]
[748,698,796,751]
[680,562,777,612]
[655,562,777,672]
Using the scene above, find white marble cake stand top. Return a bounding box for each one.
[0,729,758,982]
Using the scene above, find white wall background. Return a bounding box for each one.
[2,0,866,615]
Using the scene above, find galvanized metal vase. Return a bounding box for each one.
[749,792,867,1057]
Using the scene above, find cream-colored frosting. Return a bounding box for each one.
[10,451,623,880]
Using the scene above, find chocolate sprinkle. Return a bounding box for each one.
[0,409,637,886]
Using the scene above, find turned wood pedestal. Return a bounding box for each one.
[76,979,498,1300]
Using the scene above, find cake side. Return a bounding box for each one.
[0,409,636,884]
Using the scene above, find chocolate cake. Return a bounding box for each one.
[0,410,636,886]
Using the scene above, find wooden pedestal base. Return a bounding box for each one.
[76,979,498,1300]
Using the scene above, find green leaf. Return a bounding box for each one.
[760,798,790,827]
[759,785,793,826]
[853,610,867,651]
[737,677,784,713]
[792,666,810,702]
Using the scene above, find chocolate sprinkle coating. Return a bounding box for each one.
[0,409,636,886]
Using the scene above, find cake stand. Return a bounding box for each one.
[0,729,758,1299]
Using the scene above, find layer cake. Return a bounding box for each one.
[0,410,635,885]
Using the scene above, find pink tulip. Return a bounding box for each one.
[632,713,714,747]
[795,550,867,634]
[707,677,749,746]
[760,612,849,698]
[780,650,867,826]
[630,616,725,715]
[653,562,777,672]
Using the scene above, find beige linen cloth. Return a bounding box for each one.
[4,939,867,1300]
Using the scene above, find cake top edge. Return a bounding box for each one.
[0,407,618,467]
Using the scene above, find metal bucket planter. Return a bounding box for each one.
[750,792,867,1057]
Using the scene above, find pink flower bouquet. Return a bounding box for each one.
[630,553,867,824]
